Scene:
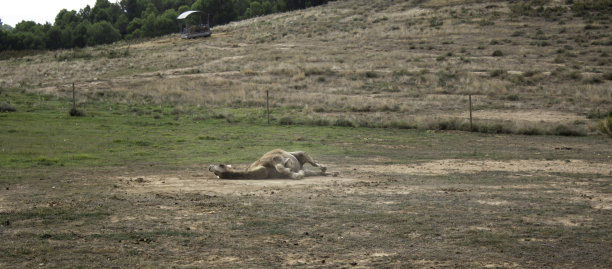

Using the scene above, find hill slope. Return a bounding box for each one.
[1,0,611,134]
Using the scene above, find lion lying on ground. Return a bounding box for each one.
[208,149,331,179]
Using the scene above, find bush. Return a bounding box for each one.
[279,117,295,125]
[334,118,355,127]
[587,109,612,119]
[87,21,121,46]
[364,71,379,78]
[552,124,585,136]
[0,103,17,112]
[490,69,507,78]
[69,108,85,117]
[598,117,612,137]
[492,50,504,57]
[517,127,544,136]
[567,71,582,80]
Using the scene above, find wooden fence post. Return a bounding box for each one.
[469,94,473,131]
[72,83,76,110]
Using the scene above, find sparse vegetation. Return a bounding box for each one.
[0,103,17,112]
[69,107,85,117]
[598,116,612,136]
[1,0,610,137]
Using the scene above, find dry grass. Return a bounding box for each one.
[1,0,611,135]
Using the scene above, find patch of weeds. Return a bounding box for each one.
[517,127,544,136]
[1,207,110,224]
[106,48,130,59]
[40,233,79,240]
[197,135,217,140]
[56,50,93,61]
[475,122,513,134]
[572,0,612,20]
[429,17,443,28]
[132,140,152,147]
[0,103,17,112]
[478,19,494,26]
[69,108,85,117]
[567,71,583,80]
[213,113,236,123]
[492,50,504,57]
[334,117,355,127]
[372,17,388,23]
[303,117,330,126]
[387,120,416,129]
[583,76,604,84]
[4,246,33,257]
[490,69,507,78]
[523,70,541,77]
[70,154,98,161]
[437,70,458,87]
[364,71,379,78]
[36,156,62,166]
[531,40,551,47]
[171,106,191,115]
[0,49,46,60]
[597,117,612,137]
[304,67,335,77]
[462,230,512,247]
[552,124,585,136]
[587,109,612,119]
[510,2,567,20]
[504,94,520,101]
[279,116,295,125]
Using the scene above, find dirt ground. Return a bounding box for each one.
[3,156,610,267]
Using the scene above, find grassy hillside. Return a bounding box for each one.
[1,0,611,134]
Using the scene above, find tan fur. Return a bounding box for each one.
[209,149,328,179]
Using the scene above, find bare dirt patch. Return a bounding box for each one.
[118,172,359,196]
[359,159,612,176]
[459,110,586,124]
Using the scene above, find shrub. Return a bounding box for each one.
[587,109,612,119]
[567,71,582,80]
[517,127,544,136]
[598,117,612,137]
[490,69,507,78]
[492,50,504,57]
[552,124,585,136]
[334,118,355,127]
[583,76,603,84]
[279,117,295,125]
[364,71,379,78]
[476,123,512,134]
[303,117,330,126]
[0,103,17,112]
[69,108,85,117]
[505,94,520,101]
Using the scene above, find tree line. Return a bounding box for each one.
[0,0,331,51]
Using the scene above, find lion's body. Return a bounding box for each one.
[209,149,328,179]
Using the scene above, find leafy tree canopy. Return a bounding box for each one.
[1,0,332,51]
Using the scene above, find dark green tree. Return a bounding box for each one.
[72,21,90,47]
[192,0,236,25]
[87,21,121,45]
